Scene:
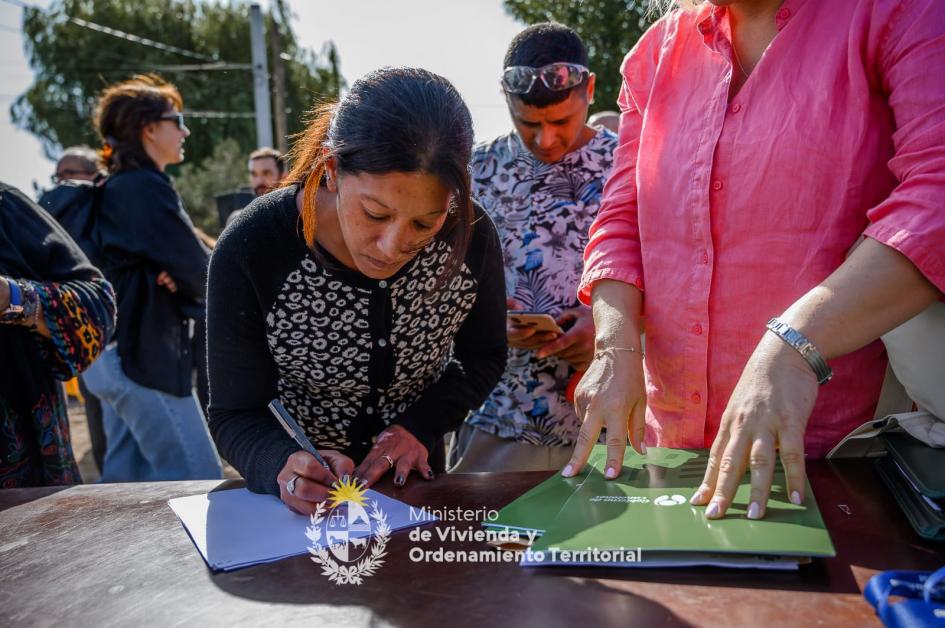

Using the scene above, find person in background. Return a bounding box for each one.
[207,67,507,514]
[0,181,116,487]
[221,147,287,229]
[81,74,222,482]
[449,24,618,472]
[38,146,109,473]
[49,146,101,184]
[567,0,944,522]
[249,147,286,197]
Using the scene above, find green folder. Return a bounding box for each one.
[483,448,604,536]
[495,446,835,569]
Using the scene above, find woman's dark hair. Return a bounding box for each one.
[504,22,589,108]
[283,67,475,281]
[94,74,183,173]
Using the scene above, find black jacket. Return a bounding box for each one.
[97,166,209,396]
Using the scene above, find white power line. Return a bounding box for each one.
[69,17,218,62]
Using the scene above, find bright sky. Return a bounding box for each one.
[0,0,524,196]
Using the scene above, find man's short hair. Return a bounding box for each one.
[58,145,100,172]
[503,23,589,108]
[249,147,285,174]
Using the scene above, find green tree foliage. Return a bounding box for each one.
[14,0,342,232]
[503,0,655,114]
[14,0,342,163]
[174,137,247,235]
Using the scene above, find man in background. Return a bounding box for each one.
[223,147,286,227]
[38,146,107,474]
[450,23,618,472]
[50,146,101,184]
[248,147,285,197]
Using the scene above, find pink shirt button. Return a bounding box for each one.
[692,323,703,336]
[777,7,791,20]
[701,251,709,264]
[731,103,741,113]
[712,180,723,191]
[691,391,702,404]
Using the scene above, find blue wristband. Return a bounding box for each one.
[8,278,22,307]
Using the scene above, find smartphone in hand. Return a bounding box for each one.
[507,311,563,335]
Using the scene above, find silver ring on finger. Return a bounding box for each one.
[286,474,300,496]
[382,454,394,469]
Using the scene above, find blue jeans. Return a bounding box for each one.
[83,345,223,482]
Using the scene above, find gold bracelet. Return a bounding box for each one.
[593,346,644,360]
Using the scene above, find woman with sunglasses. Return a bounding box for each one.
[566,0,945,521]
[206,67,507,513]
[81,74,223,482]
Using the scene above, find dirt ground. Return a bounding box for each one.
[66,398,242,483]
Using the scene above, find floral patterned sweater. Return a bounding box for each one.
[0,182,116,487]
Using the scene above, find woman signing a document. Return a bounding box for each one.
[206,67,507,514]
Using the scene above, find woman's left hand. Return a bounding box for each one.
[353,424,435,489]
[690,331,819,520]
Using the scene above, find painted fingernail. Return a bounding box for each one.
[394,474,405,487]
[425,470,435,480]
[791,491,802,505]
[640,442,648,455]
[747,502,761,520]
[353,476,365,487]
[562,464,574,477]
[605,466,618,480]
[706,502,720,519]
[342,474,350,484]
[690,488,706,505]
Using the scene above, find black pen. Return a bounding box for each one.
[268,399,333,474]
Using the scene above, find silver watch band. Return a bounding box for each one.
[765,317,833,385]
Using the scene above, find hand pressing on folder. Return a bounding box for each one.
[277,450,354,516]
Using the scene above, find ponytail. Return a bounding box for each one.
[282,102,337,248]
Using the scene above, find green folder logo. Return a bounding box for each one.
[654,494,688,506]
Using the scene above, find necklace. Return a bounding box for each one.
[732,44,750,79]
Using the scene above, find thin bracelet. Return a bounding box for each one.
[593,346,645,361]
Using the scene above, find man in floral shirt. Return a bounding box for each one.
[450,23,617,471]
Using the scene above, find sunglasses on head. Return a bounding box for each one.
[501,62,589,95]
[157,112,188,131]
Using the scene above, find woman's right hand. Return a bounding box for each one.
[562,345,646,480]
[277,450,355,515]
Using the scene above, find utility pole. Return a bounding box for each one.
[270,13,288,155]
[249,4,273,148]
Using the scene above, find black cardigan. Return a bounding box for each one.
[206,186,507,495]
[97,166,209,396]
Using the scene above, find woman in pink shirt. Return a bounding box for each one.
[564,0,945,520]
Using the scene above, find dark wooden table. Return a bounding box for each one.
[0,460,942,627]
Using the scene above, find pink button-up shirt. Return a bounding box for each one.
[580,0,945,457]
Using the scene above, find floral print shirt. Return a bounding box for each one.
[466,128,617,446]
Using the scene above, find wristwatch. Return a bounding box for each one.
[1,277,25,321]
[765,317,833,385]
